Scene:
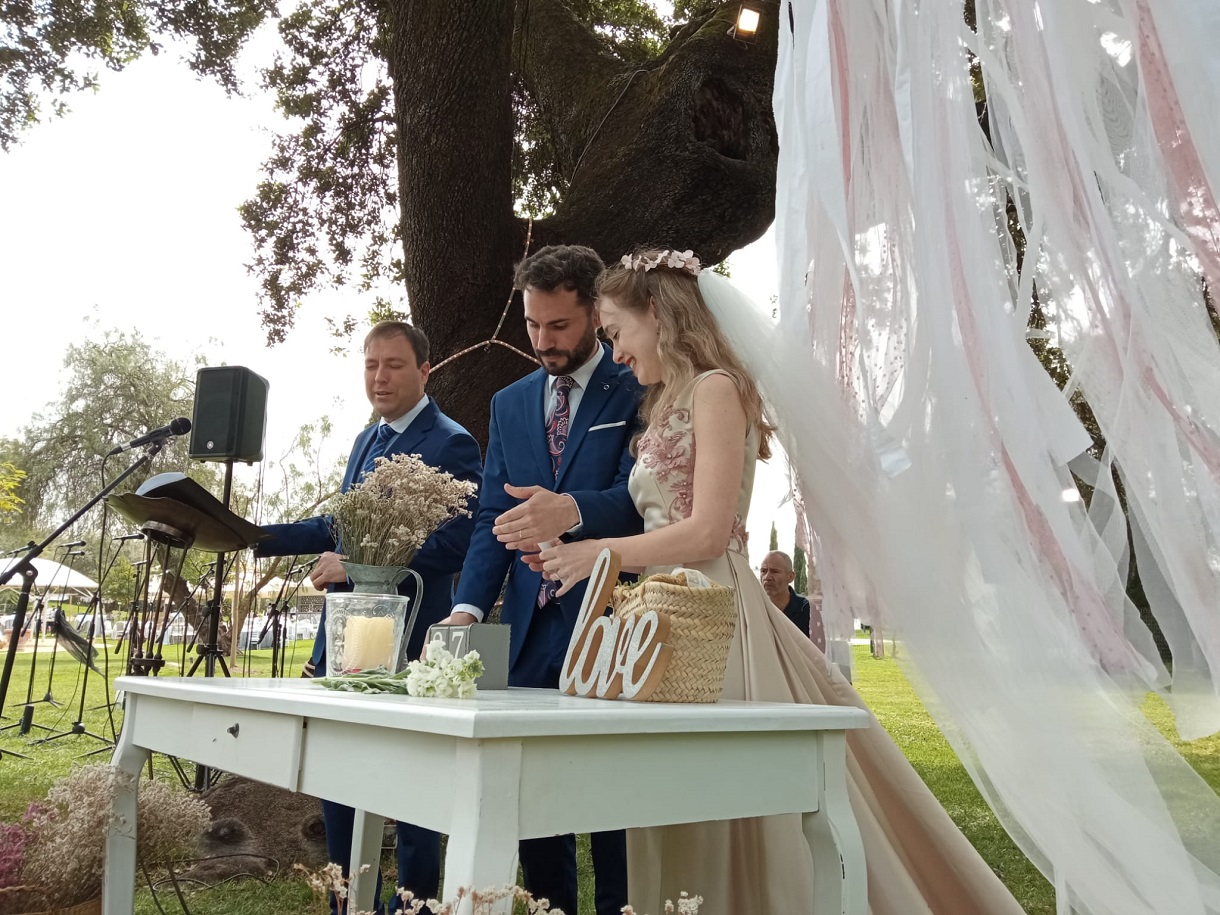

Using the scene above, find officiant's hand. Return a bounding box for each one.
[311,551,348,589]
[538,540,600,596]
[493,484,579,552]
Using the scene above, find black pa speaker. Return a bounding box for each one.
[189,366,269,463]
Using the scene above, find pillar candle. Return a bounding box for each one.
[342,616,395,671]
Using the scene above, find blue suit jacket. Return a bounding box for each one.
[454,344,643,671]
[256,397,483,665]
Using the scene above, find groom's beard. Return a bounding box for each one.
[534,324,598,376]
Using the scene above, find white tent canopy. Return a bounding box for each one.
[0,556,98,593]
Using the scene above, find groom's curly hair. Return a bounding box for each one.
[513,245,604,307]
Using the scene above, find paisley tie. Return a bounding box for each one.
[538,375,575,607]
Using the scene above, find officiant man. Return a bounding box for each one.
[255,320,482,913]
[439,244,643,915]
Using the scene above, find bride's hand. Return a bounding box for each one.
[538,540,602,596]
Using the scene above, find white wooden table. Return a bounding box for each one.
[102,677,869,915]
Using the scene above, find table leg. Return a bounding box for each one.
[349,809,386,914]
[443,739,523,915]
[802,732,867,915]
[102,697,151,915]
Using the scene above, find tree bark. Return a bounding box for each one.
[387,0,780,447]
[386,0,525,447]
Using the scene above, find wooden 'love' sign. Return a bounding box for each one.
[559,549,674,701]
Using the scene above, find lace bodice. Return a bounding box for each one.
[628,370,756,553]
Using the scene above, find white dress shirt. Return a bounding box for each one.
[381,394,430,435]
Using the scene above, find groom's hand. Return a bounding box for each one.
[437,611,479,627]
[493,484,579,552]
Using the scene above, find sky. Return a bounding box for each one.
[0,29,799,564]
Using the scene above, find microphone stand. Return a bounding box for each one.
[35,541,129,752]
[0,442,165,746]
[37,547,87,708]
[252,566,302,678]
[1,548,75,737]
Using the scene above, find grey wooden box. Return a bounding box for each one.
[423,623,510,691]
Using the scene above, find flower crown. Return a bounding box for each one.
[620,249,702,276]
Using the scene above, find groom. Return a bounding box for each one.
[444,244,643,915]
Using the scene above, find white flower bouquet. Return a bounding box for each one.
[317,637,484,699]
[404,639,484,698]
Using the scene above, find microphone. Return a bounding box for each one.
[107,417,192,456]
[112,533,143,543]
[65,550,86,558]
[4,543,34,557]
[58,540,86,549]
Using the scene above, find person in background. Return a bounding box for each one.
[760,549,826,652]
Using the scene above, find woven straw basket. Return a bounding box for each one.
[611,570,736,703]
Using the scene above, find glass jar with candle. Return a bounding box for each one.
[324,591,417,675]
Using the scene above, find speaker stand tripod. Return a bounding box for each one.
[186,459,236,682]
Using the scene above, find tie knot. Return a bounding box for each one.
[556,375,575,396]
[376,423,396,444]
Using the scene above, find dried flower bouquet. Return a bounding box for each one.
[0,765,210,913]
[329,452,478,568]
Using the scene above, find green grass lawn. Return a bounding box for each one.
[3,643,1219,914]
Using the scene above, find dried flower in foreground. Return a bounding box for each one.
[297,864,701,915]
[330,452,478,567]
[0,765,210,912]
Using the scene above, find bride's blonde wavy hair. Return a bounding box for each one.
[597,249,774,460]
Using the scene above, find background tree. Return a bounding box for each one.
[4,1,782,442]
[0,0,273,151]
[768,521,778,552]
[0,462,24,519]
[0,327,344,653]
[236,0,782,441]
[793,544,808,597]
[0,326,199,546]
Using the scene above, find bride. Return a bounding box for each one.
[536,249,1024,915]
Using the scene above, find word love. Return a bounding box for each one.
[560,549,674,701]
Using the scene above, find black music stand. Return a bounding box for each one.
[35,547,88,709]
[108,472,268,678]
[109,471,267,790]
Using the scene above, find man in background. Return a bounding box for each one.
[761,549,826,652]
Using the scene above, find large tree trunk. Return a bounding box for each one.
[388,0,780,446]
[387,0,526,446]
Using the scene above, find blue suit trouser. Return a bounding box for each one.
[510,600,629,915]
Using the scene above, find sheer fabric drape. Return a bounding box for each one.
[713,1,1220,911]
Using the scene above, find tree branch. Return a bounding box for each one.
[516,0,633,176]
[530,2,780,266]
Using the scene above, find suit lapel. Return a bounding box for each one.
[344,424,378,491]
[522,370,553,483]
[555,346,621,489]
[389,398,439,457]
